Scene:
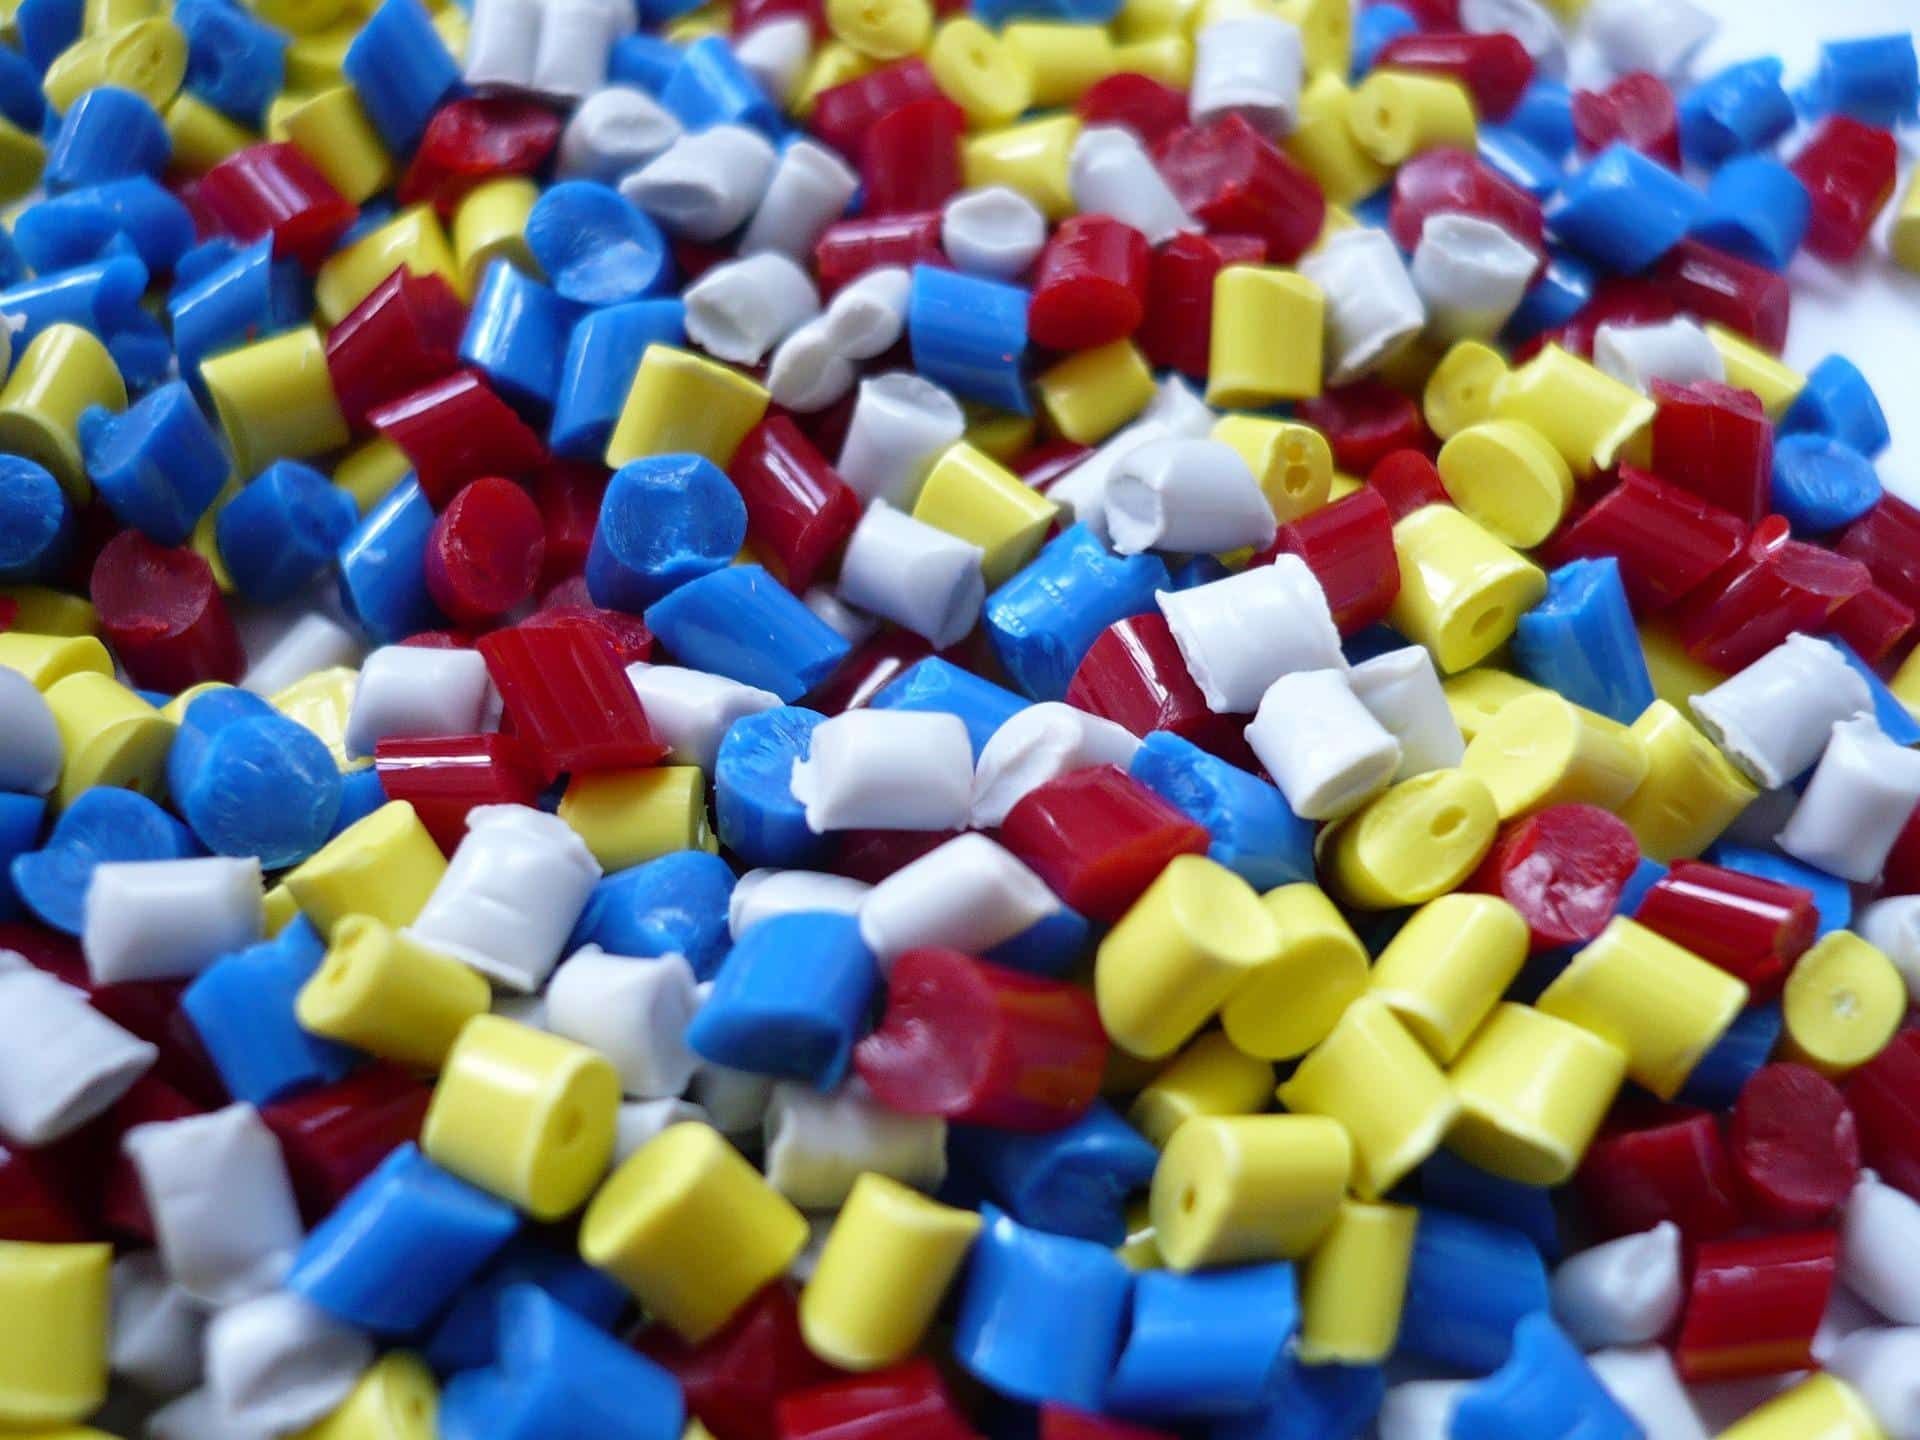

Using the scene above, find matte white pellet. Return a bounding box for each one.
[84,856,263,985]
[835,500,986,649]
[1587,1347,1708,1440]
[1777,715,1920,882]
[1412,212,1538,342]
[969,701,1145,827]
[1299,226,1426,382]
[462,0,541,88]
[729,868,873,937]
[836,372,967,508]
[790,709,977,832]
[942,186,1049,279]
[1690,633,1873,788]
[1843,1172,1920,1325]
[1069,126,1192,245]
[344,643,491,759]
[1594,318,1726,394]
[0,967,155,1145]
[1858,897,1920,1002]
[1104,436,1277,556]
[1157,555,1346,713]
[239,613,361,698]
[546,948,702,1100]
[621,126,779,242]
[1550,1222,1685,1349]
[1581,0,1715,80]
[1829,1328,1920,1440]
[684,251,821,366]
[204,1290,371,1436]
[1349,646,1467,780]
[739,138,861,260]
[110,1252,206,1396]
[1190,14,1305,135]
[734,16,812,105]
[858,832,1060,963]
[1245,668,1402,821]
[762,1080,947,1209]
[626,663,782,771]
[557,86,682,181]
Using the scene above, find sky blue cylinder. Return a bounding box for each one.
[1781,353,1891,458]
[868,656,1026,759]
[459,260,583,411]
[526,181,675,309]
[908,264,1031,414]
[1547,144,1706,273]
[1511,558,1656,725]
[1770,433,1882,533]
[643,564,852,702]
[568,850,737,980]
[338,476,445,644]
[1451,1313,1641,1440]
[216,459,360,604]
[550,299,686,459]
[1106,1262,1298,1419]
[1130,730,1316,891]
[1397,1207,1551,1373]
[0,454,70,582]
[44,87,169,192]
[342,0,461,151]
[181,916,356,1105]
[950,1101,1158,1247]
[79,379,231,545]
[166,687,344,868]
[10,786,199,935]
[13,177,196,275]
[985,524,1170,700]
[587,453,747,612]
[713,704,831,871]
[1691,155,1810,271]
[1677,58,1796,168]
[426,1243,628,1375]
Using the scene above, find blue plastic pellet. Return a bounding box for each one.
[951,1101,1157,1247]
[985,524,1170,700]
[107,307,172,393]
[10,786,199,935]
[643,564,852,702]
[1547,144,1707,274]
[1678,1003,1783,1111]
[173,237,242,288]
[43,88,169,192]
[78,379,231,545]
[342,0,462,152]
[660,35,782,134]
[970,0,1118,24]
[1350,3,1416,76]
[0,253,150,352]
[636,0,710,28]
[1129,731,1315,891]
[331,766,390,838]
[338,476,446,645]
[1780,353,1892,459]
[525,181,675,309]
[13,177,196,275]
[685,910,879,1088]
[713,705,831,871]
[1106,1263,1298,1419]
[1709,843,1851,937]
[0,45,46,132]
[1506,79,1576,161]
[1691,155,1810,272]
[571,856,734,984]
[175,0,288,125]
[458,260,583,411]
[1417,1149,1561,1262]
[0,226,24,294]
[0,793,48,922]
[867,656,1027,758]
[549,299,686,459]
[1349,186,1393,234]
[426,1243,628,1376]
[608,33,685,93]
[1504,251,1597,345]
[1396,1207,1551,1373]
[952,1206,1133,1412]
[1214,1358,1385,1440]
[1511,558,1656,725]
[334,198,396,250]
[1451,1313,1641,1440]
[984,902,1093,978]
[1478,125,1562,200]
[15,0,82,73]
[0,454,72,582]
[168,237,310,391]
[439,1285,684,1440]
[908,264,1031,414]
[1343,623,1409,667]
[1770,433,1882,534]
[181,917,356,1106]
[1167,553,1230,590]
[166,688,344,868]
[588,454,748,611]
[1677,58,1797,168]
[1616,856,1667,918]
[216,460,360,604]
[1809,33,1920,128]
[1827,638,1920,748]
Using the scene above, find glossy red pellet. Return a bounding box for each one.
[1154,116,1326,264]
[854,947,1107,1131]
[1844,1028,1920,1202]
[1544,466,1749,614]
[1018,439,1094,493]
[832,827,961,885]
[0,1139,86,1243]
[1468,805,1639,953]
[1137,230,1266,378]
[1675,1231,1837,1382]
[324,265,469,432]
[1259,486,1401,634]
[476,622,668,779]
[1827,584,1915,668]
[1066,611,1253,763]
[776,1357,978,1440]
[814,212,947,296]
[1790,115,1900,263]
[806,631,932,716]
[861,96,966,217]
[1836,493,1920,614]
[1387,145,1544,261]
[1571,72,1681,167]
[522,597,657,664]
[1577,1109,1746,1241]
[195,142,358,268]
[1028,215,1151,352]
[398,96,563,215]
[423,476,546,625]
[1297,382,1430,475]
[369,369,548,507]
[1648,239,1791,353]
[997,764,1210,922]
[1041,1408,1177,1440]
[637,1284,839,1440]
[1650,379,1773,528]
[1880,801,1920,897]
[89,530,243,692]
[1375,30,1533,120]
[529,459,611,586]
[1633,860,1816,1001]
[259,1064,433,1223]
[729,416,863,593]
[1367,449,1450,522]
[1394,0,1460,26]
[1729,1062,1860,1228]
[810,59,943,160]
[1544,278,1680,364]
[375,732,545,853]
[1076,72,1189,148]
[1669,513,1872,672]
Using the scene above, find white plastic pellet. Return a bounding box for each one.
[692,1060,775,1134]
[733,15,813,106]
[83,856,263,985]
[613,1097,712,1162]
[0,666,60,794]
[1104,437,1277,556]
[1378,1381,1469,1440]
[1190,14,1305,136]
[1412,212,1539,342]
[1778,716,1920,883]
[1828,1328,1920,1440]
[1245,668,1402,821]
[835,500,986,649]
[762,1080,948,1209]
[239,613,361,698]
[739,137,861,260]
[149,1387,276,1440]
[1069,127,1192,245]
[1157,555,1346,714]
[1349,646,1467,780]
[492,992,548,1031]
[1690,634,1874,789]
[204,1290,372,1436]
[621,125,779,242]
[1299,226,1426,382]
[343,643,492,759]
[1587,1347,1708,1440]
[683,251,821,366]
[858,832,1060,963]
[110,1252,206,1396]
[1143,373,1219,438]
[463,0,542,89]
[556,85,682,181]
[1843,1172,1920,1325]
[1857,897,1920,1002]
[1460,0,1567,76]
[403,804,602,993]
[625,663,782,771]
[822,266,913,359]
[968,701,1144,827]
[0,968,156,1145]
[1045,419,1169,542]
[1822,1284,1895,1366]
[790,709,976,832]
[546,947,701,1099]
[1594,318,1726,394]
[124,1104,304,1306]
[942,186,1050,279]
[531,0,629,101]
[767,320,854,412]
[803,587,880,647]
[729,868,873,937]
[1549,1222,1685,1349]
[836,372,968,508]
[1581,0,1716,80]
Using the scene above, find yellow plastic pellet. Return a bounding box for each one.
[1207,267,1324,408]
[247,0,349,34]
[1436,419,1573,549]
[282,86,393,203]
[0,632,111,689]
[1780,931,1905,1078]
[1148,1114,1351,1270]
[798,1174,981,1371]
[581,1122,810,1342]
[1002,22,1114,106]
[423,1015,620,1221]
[1117,1198,1161,1270]
[793,41,879,119]
[0,325,125,500]
[1706,323,1804,419]
[1441,668,1546,743]
[1296,1199,1415,1365]
[1211,415,1332,524]
[1638,621,1727,716]
[1369,893,1529,1062]
[0,114,43,203]
[333,435,413,513]
[430,2,466,57]
[0,589,97,638]
[271,665,362,771]
[1446,1003,1627,1186]
[1894,169,1920,274]
[189,475,241,593]
[962,114,1081,221]
[84,0,159,34]
[960,404,1036,464]
[0,1241,111,1428]
[314,205,464,325]
[557,766,717,872]
[157,681,229,729]
[1425,341,1655,478]
[291,1352,437,1440]
[1219,882,1368,1061]
[825,0,930,59]
[1127,1031,1275,1147]
[1616,699,1758,861]
[1114,0,1199,40]
[1035,340,1156,447]
[927,17,1033,129]
[1893,643,1920,726]
[285,18,358,89]
[1278,995,1458,1200]
[606,345,770,470]
[296,915,491,1071]
[1348,71,1476,166]
[452,178,541,295]
[1715,1374,1884,1440]
[1323,766,1500,910]
[1094,854,1281,1061]
[284,800,448,937]
[200,325,350,479]
[263,882,299,936]
[910,442,1058,586]
[41,17,186,112]
[1387,505,1546,674]
[1276,0,1350,75]
[163,92,255,174]
[1537,916,1748,1100]
[42,671,173,809]
[1284,72,1388,206]
[1462,691,1649,820]
[1112,34,1190,86]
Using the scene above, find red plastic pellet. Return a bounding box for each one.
[810,59,943,160]
[522,598,657,664]
[814,212,947,295]
[997,764,1210,922]
[1669,513,1872,672]
[476,622,668,780]
[1648,239,1791,353]
[1577,1109,1746,1240]
[1137,230,1266,378]
[259,1063,433,1223]
[1790,115,1900,263]
[1076,73,1189,148]
[776,1357,978,1440]
[1650,379,1773,529]
[854,947,1108,1131]
[1836,493,1920,614]
[1571,72,1681,167]
[195,142,358,269]
[1028,214,1151,352]
[806,631,931,716]
[1019,439,1095,493]
[1393,0,1460,26]
[1367,449,1450,522]
[1375,31,1533,121]
[1729,1062,1860,1228]
[731,0,824,40]
[1066,612,1254,763]
[1154,115,1326,264]
[324,265,469,432]
[1041,1408,1177,1440]
[0,1140,86,1243]
[375,733,545,853]
[1633,860,1817,1001]
[369,369,548,507]
[832,828,961,885]
[1827,584,1915,668]
[1297,382,1430,475]
[862,97,965,218]
[1387,145,1544,261]
[1881,802,1920,897]
[529,459,610,586]
[1544,466,1749,615]
[423,476,546,625]
[729,417,863,593]
[398,96,563,216]
[1675,1231,1838,1382]
[1844,1028,1920,1202]
[89,530,244,692]
[637,1284,839,1440]
[1259,486,1401,635]
[1468,805,1639,953]
[1544,278,1680,363]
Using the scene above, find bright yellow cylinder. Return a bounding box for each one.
[0,590,97,638]
[283,86,393,203]
[1207,266,1324,408]
[163,93,255,173]
[607,345,770,470]
[0,1241,111,1428]
[961,404,1035,464]
[271,664,362,771]
[826,0,931,59]
[581,1122,810,1342]
[1436,419,1573,549]
[1616,699,1758,861]
[201,325,350,478]
[927,18,1033,129]
[1446,1003,1628,1185]
[1035,340,1156,447]
[1285,74,1388,206]
[42,671,173,809]
[334,435,413,514]
[1322,767,1500,910]
[1127,1031,1276,1147]
[41,17,187,111]
[452,178,541,295]
[1505,345,1655,476]
[1148,1114,1351,1270]
[1388,504,1547,673]
[296,915,491,1071]
[911,441,1059,586]
[1348,71,1476,165]
[1781,931,1906,1078]
[284,801,448,937]
[1277,0,1350,74]
[315,206,464,325]
[1113,34,1191,86]
[0,114,44,204]
[1219,882,1369,1060]
[558,766,717,871]
[1894,169,1920,274]
[1002,22,1114,106]
[1462,691,1650,820]
[1707,324,1804,418]
[291,1352,438,1440]
[1442,669,1547,743]
[962,114,1080,220]
[0,325,125,499]
[1212,415,1333,524]
[1297,1200,1416,1365]
[1716,1374,1885,1440]
[1369,893,1530,1062]
[0,632,111,689]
